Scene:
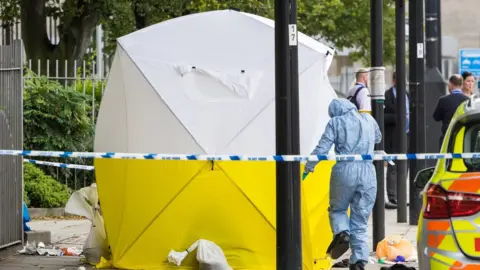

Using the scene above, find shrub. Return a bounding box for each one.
[23,69,96,189]
[23,69,94,152]
[74,49,106,120]
[23,191,30,207]
[24,163,71,208]
[72,78,105,122]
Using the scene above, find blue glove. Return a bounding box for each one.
[302,172,309,180]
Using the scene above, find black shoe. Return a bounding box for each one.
[332,258,349,268]
[326,231,350,259]
[349,261,365,270]
[390,199,410,207]
[385,201,398,209]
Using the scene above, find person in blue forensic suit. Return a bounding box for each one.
[303,99,381,270]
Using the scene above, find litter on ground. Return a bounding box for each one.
[18,241,82,257]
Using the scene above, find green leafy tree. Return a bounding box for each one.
[103,0,396,65]
[0,0,395,74]
[23,69,96,188]
[23,70,94,151]
[101,0,273,55]
[302,0,396,65]
[0,0,115,76]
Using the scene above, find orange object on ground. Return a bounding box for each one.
[376,235,413,261]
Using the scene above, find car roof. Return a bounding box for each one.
[458,95,480,122]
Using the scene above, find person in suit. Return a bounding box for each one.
[433,74,469,149]
[384,71,410,210]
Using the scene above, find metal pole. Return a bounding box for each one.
[96,25,103,78]
[395,0,407,223]
[436,0,442,72]
[288,3,302,267]
[371,0,385,251]
[275,0,302,268]
[425,0,446,167]
[426,0,438,69]
[290,0,300,159]
[408,0,426,226]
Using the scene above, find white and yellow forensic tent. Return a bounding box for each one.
[94,9,337,270]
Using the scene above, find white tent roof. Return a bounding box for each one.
[95,10,337,156]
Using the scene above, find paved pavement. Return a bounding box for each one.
[0,208,418,269]
[29,219,90,249]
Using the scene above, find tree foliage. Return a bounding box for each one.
[23,69,94,152]
[103,0,396,65]
[0,0,115,76]
[299,0,396,65]
[24,163,71,208]
[0,0,396,69]
[23,69,96,188]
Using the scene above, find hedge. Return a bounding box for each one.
[24,163,71,208]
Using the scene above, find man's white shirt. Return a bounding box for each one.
[347,83,372,112]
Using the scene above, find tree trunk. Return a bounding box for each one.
[20,0,100,81]
[133,0,148,30]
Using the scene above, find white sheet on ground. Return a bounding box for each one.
[168,239,232,270]
[65,183,109,264]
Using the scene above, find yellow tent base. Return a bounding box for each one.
[94,159,335,269]
[314,255,336,270]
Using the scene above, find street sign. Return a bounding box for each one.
[459,48,480,77]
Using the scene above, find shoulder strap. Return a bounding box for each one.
[348,85,364,99]
[353,85,364,98]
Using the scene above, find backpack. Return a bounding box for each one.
[347,85,364,109]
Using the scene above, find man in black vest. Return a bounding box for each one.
[384,71,410,210]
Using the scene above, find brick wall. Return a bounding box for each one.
[442,0,480,49]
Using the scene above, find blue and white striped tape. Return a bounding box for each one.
[3,149,480,161]
[23,159,95,171]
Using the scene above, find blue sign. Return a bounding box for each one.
[459,48,480,77]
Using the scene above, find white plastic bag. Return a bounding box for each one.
[65,184,109,264]
[168,239,232,270]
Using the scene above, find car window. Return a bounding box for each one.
[463,123,480,170]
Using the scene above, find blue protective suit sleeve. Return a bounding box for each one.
[305,120,336,173]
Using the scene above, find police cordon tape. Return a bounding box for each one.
[23,159,95,171]
[3,149,480,161]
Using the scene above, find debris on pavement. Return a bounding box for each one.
[61,247,82,256]
[65,183,110,265]
[168,239,232,269]
[18,241,83,257]
[376,253,418,267]
[32,215,86,221]
[376,235,415,261]
[18,241,37,255]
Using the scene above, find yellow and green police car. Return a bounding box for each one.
[415,95,480,269]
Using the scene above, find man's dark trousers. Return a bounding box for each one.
[386,138,409,203]
[384,86,410,204]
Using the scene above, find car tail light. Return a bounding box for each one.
[424,184,480,219]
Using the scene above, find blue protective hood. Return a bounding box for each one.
[328,98,358,118]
